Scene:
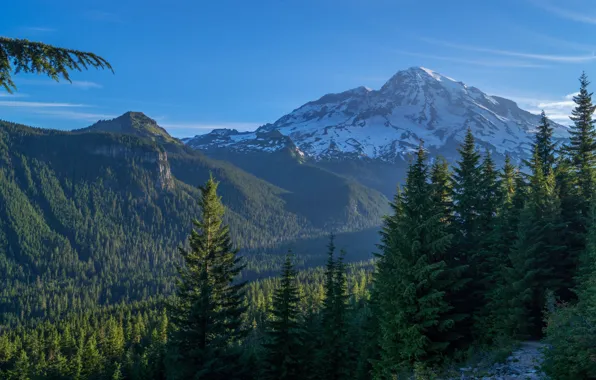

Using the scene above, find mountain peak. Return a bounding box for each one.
[186,66,569,163]
[78,111,176,143]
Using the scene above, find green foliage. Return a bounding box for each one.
[372,144,465,376]
[0,119,383,326]
[167,176,248,379]
[0,37,112,93]
[262,255,304,380]
[320,236,350,380]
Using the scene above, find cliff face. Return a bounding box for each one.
[91,144,174,190]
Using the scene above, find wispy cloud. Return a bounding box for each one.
[528,0,596,24]
[514,29,596,53]
[85,10,122,23]
[0,101,85,108]
[420,37,596,63]
[32,110,116,122]
[22,26,56,33]
[71,81,103,89]
[503,93,577,124]
[15,79,103,89]
[394,50,547,68]
[0,93,28,98]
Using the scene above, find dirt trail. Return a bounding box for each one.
[457,341,547,379]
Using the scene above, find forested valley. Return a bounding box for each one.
[2,44,596,378]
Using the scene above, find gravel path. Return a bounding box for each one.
[456,341,547,379]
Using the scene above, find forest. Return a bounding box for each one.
[2,41,596,378]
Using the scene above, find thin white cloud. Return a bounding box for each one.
[529,0,596,24]
[32,109,116,121]
[394,50,547,68]
[0,93,28,98]
[503,93,578,125]
[85,10,122,23]
[565,92,580,100]
[71,81,103,89]
[23,26,56,32]
[0,101,85,108]
[15,79,103,89]
[420,37,596,63]
[518,29,596,53]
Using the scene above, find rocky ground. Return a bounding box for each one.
[456,341,546,379]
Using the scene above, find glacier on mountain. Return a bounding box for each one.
[185,67,569,162]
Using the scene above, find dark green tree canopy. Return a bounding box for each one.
[0,36,113,93]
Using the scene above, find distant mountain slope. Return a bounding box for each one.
[186,67,568,163]
[0,117,388,324]
[76,111,178,144]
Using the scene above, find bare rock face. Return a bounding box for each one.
[91,145,174,190]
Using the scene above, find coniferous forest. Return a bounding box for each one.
[2,38,596,378]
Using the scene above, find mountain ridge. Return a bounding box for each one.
[185,67,568,163]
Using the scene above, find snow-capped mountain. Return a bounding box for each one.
[186,67,568,162]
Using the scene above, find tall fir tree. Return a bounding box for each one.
[477,150,500,289]
[557,72,596,301]
[451,129,484,339]
[372,143,463,377]
[320,236,350,380]
[565,72,596,202]
[262,254,304,380]
[536,110,556,176]
[453,129,482,245]
[499,147,564,338]
[485,156,524,337]
[430,157,453,226]
[167,175,248,380]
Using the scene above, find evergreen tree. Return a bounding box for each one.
[0,37,112,93]
[564,72,596,202]
[320,237,350,380]
[430,157,453,225]
[556,72,596,302]
[536,110,556,176]
[167,175,248,380]
[262,254,303,380]
[453,129,482,246]
[451,129,483,340]
[477,150,500,291]
[372,143,462,376]
[500,147,564,338]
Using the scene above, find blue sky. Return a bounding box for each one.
[2,0,596,137]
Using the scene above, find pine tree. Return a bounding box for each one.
[565,72,596,202]
[451,129,484,340]
[453,129,482,245]
[476,150,500,292]
[430,157,453,225]
[262,254,304,380]
[372,143,462,376]
[0,37,112,93]
[167,175,248,380]
[320,237,350,380]
[536,110,556,176]
[485,157,523,335]
[500,147,564,338]
[556,73,596,302]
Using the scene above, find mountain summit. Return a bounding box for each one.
[186,67,568,162]
[77,111,176,143]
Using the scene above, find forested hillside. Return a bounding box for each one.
[0,116,387,326]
